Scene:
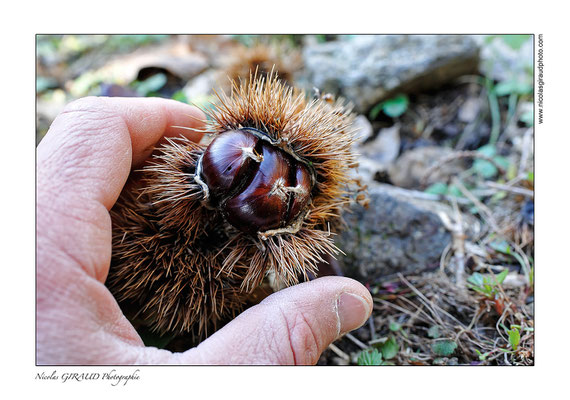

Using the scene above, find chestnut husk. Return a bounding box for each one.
[107,72,358,339]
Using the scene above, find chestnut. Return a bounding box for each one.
[197,129,314,235]
[197,129,260,203]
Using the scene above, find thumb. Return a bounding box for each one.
[178,276,372,365]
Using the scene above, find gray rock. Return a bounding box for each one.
[360,124,401,165]
[183,69,218,99]
[352,124,401,184]
[388,146,465,189]
[336,184,451,281]
[352,157,389,184]
[303,35,480,113]
[475,35,533,82]
[457,97,482,123]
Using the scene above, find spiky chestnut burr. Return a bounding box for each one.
[107,72,358,339]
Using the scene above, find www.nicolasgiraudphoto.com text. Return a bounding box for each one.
[537,33,544,124]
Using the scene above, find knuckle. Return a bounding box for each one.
[279,307,321,365]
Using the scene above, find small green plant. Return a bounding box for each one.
[489,240,532,285]
[507,326,521,351]
[132,73,167,97]
[494,78,533,97]
[388,320,408,338]
[424,182,465,198]
[427,325,441,339]
[467,269,508,298]
[474,349,491,361]
[484,35,531,51]
[381,337,399,360]
[171,90,188,103]
[369,94,409,119]
[432,340,457,356]
[357,348,384,366]
[358,336,400,365]
[388,321,401,332]
[472,144,510,179]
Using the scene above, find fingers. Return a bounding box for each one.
[173,276,373,365]
[38,97,206,210]
[39,276,372,365]
[36,97,205,283]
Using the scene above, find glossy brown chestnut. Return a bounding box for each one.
[199,129,260,202]
[199,129,313,234]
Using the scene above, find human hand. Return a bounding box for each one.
[37,97,373,365]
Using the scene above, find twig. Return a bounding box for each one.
[452,178,502,234]
[507,240,532,283]
[454,308,483,342]
[345,332,369,350]
[398,274,468,329]
[373,298,434,325]
[483,181,534,198]
[451,198,466,288]
[368,316,377,341]
[439,242,452,274]
[328,343,350,361]
[518,127,533,175]
[437,200,467,289]
[398,274,461,329]
[397,296,439,327]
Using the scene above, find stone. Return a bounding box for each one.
[475,35,533,82]
[335,184,451,281]
[93,42,209,85]
[302,35,480,113]
[388,146,465,189]
[352,157,389,184]
[182,69,218,99]
[360,124,401,165]
[457,97,482,123]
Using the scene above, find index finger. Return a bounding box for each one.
[38,96,206,210]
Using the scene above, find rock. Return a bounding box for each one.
[457,97,481,123]
[335,184,451,281]
[302,35,480,113]
[353,123,400,184]
[388,146,465,189]
[91,42,209,86]
[476,35,533,82]
[182,69,218,99]
[360,124,401,165]
[353,157,390,184]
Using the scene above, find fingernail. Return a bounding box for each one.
[336,292,371,335]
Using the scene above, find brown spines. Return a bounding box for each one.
[209,72,305,141]
[108,138,250,337]
[139,137,207,235]
[108,71,358,338]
